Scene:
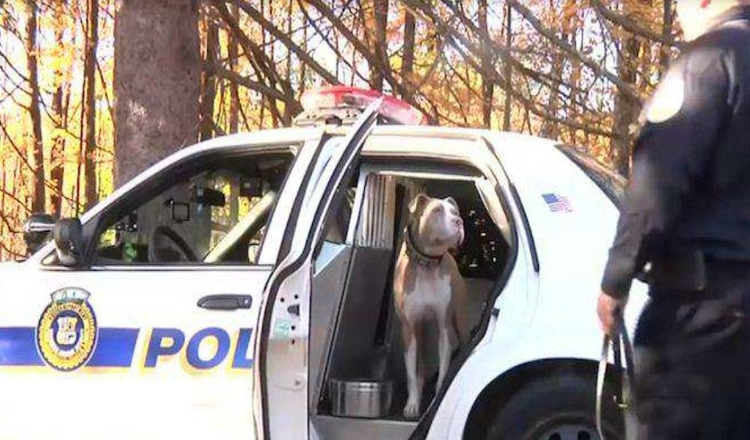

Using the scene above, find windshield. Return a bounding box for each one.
[555,144,626,206]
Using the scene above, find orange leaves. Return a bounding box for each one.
[0,0,680,259]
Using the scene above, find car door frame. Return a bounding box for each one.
[25,131,320,268]
[253,102,382,440]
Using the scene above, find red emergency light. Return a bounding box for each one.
[294,86,428,127]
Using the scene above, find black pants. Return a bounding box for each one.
[633,264,750,439]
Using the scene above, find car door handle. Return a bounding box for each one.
[197,294,253,311]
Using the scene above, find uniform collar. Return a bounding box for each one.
[404,226,443,269]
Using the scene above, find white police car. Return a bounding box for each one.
[0,88,646,440]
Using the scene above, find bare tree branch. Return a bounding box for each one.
[225,0,339,85]
[507,0,641,102]
[590,0,677,46]
[215,67,297,105]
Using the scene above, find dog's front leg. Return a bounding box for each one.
[401,320,420,419]
[436,315,451,393]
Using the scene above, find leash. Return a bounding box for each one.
[596,312,636,440]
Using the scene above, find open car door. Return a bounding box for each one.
[253,100,382,439]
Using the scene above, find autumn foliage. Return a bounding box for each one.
[0,0,678,260]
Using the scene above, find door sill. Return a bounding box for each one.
[311,414,418,440]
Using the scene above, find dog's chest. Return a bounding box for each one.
[403,269,452,319]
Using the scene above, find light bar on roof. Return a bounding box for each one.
[299,85,427,126]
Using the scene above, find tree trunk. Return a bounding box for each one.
[228,5,240,133]
[611,32,642,176]
[50,85,70,217]
[50,1,69,217]
[540,0,576,139]
[283,0,295,123]
[503,1,513,131]
[478,0,493,128]
[569,31,583,127]
[1,162,6,258]
[401,7,416,101]
[114,0,201,186]
[539,68,561,139]
[364,0,388,92]
[199,15,219,141]
[84,0,99,208]
[25,0,45,213]
[660,0,674,73]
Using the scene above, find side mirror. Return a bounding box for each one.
[23,213,56,254]
[53,218,84,267]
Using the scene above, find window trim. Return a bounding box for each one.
[76,145,300,268]
[555,143,626,207]
[87,264,275,272]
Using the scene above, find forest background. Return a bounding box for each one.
[0,0,678,260]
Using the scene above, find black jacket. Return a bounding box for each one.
[602,6,750,299]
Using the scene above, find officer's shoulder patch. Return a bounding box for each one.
[645,69,685,124]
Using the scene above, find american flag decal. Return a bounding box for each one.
[542,193,573,213]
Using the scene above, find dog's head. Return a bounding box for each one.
[407,194,465,254]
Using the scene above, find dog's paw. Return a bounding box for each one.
[403,400,420,419]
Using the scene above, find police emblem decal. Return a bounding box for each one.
[36,288,98,371]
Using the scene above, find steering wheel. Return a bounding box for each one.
[148,225,198,263]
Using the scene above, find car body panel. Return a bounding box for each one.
[0,133,318,440]
[0,125,647,440]
[0,264,270,440]
[426,131,648,439]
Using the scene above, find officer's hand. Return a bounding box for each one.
[597,291,627,337]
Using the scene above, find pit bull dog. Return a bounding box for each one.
[393,194,466,419]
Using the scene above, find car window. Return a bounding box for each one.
[555,144,626,206]
[94,153,294,265]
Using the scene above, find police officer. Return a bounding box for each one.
[596,0,750,438]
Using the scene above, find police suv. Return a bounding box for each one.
[0,88,646,440]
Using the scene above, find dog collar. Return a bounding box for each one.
[404,227,443,268]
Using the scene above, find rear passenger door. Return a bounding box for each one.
[254,102,381,440]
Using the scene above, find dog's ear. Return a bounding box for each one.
[409,194,430,217]
[445,197,459,211]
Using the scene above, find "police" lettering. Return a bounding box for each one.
[143,328,254,372]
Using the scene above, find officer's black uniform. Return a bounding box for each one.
[601,6,750,439]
